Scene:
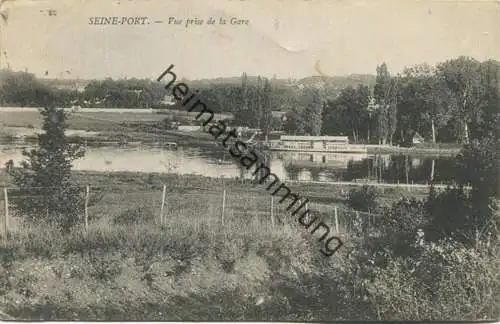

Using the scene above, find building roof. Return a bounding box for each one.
[280,135,349,141]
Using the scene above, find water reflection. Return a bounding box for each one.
[0,145,457,184]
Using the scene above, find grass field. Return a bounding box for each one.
[0,110,165,131]
[0,170,431,214]
[0,171,434,236]
[1,171,498,321]
[0,109,218,146]
[0,108,230,132]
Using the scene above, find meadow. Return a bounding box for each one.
[0,171,498,321]
[0,109,162,130]
[0,108,231,132]
[0,108,217,146]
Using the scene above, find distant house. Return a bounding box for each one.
[412,133,424,145]
[178,125,201,132]
[271,111,286,119]
[162,95,176,105]
[41,78,89,92]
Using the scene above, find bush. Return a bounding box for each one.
[346,185,379,212]
[424,186,473,244]
[432,136,500,244]
[370,197,429,258]
[365,239,500,320]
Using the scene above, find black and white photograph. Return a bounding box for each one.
[0,0,498,321]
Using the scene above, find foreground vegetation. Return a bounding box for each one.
[0,165,498,320]
[0,196,498,320]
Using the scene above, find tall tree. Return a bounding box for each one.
[283,106,307,135]
[330,85,370,143]
[354,84,370,142]
[232,72,251,126]
[373,63,398,145]
[374,63,388,143]
[474,60,500,140]
[1,71,56,107]
[397,64,451,144]
[7,104,86,231]
[300,87,324,136]
[255,76,263,129]
[436,56,483,143]
[366,96,379,143]
[322,99,342,136]
[261,78,274,136]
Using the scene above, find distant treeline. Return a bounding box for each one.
[0,56,498,145]
[287,56,499,145]
[0,71,168,109]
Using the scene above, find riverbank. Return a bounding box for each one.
[0,125,218,148]
[0,108,219,148]
[3,128,462,157]
[366,144,462,156]
[72,129,217,148]
[1,109,463,156]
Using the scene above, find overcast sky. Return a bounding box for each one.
[3,0,500,80]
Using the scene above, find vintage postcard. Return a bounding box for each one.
[0,0,499,321]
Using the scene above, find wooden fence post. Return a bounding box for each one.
[334,205,339,233]
[345,208,350,241]
[270,196,274,227]
[84,185,90,231]
[3,188,8,241]
[356,210,361,233]
[160,184,167,226]
[221,189,226,225]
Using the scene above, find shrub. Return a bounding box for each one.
[424,186,473,244]
[365,240,500,320]
[371,197,429,258]
[346,185,379,212]
[430,136,500,244]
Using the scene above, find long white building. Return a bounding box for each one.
[269,135,367,153]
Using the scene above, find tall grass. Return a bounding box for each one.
[0,172,498,320]
[0,205,498,321]
[0,211,316,320]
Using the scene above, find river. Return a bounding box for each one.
[0,144,458,184]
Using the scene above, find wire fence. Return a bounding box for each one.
[0,184,385,241]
